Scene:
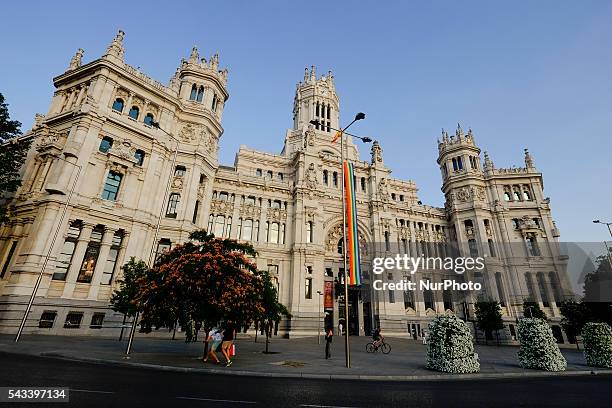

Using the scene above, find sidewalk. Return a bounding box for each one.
[1,333,609,381]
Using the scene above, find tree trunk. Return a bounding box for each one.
[119,314,127,341]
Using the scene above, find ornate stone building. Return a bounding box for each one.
[0,32,573,341]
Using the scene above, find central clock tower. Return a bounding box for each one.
[292,66,340,132]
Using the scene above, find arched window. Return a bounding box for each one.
[269,222,279,243]
[189,84,197,101]
[128,106,139,120]
[511,218,520,229]
[361,177,366,192]
[513,190,521,201]
[112,98,124,112]
[143,113,154,125]
[333,172,338,187]
[133,149,145,166]
[99,136,113,153]
[166,193,180,218]
[322,170,328,185]
[503,191,511,201]
[196,86,204,102]
[211,94,218,111]
[337,238,344,255]
[452,158,458,171]
[242,219,253,241]
[214,215,225,237]
[523,190,531,200]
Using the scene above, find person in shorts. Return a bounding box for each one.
[221,320,236,367]
[203,328,223,365]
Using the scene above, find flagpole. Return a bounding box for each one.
[310,113,367,370]
[340,129,351,369]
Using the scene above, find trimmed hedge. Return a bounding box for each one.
[517,318,567,371]
[426,315,480,374]
[582,322,612,368]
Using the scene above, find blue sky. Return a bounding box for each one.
[1,1,611,243]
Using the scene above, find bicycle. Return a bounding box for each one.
[366,339,391,354]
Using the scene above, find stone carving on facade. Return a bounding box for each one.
[305,206,317,222]
[456,187,471,202]
[378,178,390,202]
[267,208,287,222]
[305,163,318,189]
[103,30,125,61]
[36,130,67,152]
[68,48,84,71]
[325,223,367,256]
[483,151,494,171]
[304,125,315,148]
[109,139,137,163]
[371,140,383,164]
[200,128,217,153]
[209,199,234,216]
[476,187,486,201]
[171,176,184,190]
[240,204,261,219]
[179,123,197,143]
[524,148,535,169]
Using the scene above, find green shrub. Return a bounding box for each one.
[582,322,612,368]
[426,315,480,374]
[517,318,567,371]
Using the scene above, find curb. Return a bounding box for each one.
[20,351,610,382]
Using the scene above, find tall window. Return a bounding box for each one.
[101,171,122,201]
[128,106,139,120]
[1,241,19,279]
[196,86,204,102]
[134,149,145,166]
[443,290,453,310]
[513,190,521,201]
[333,171,338,187]
[225,217,232,238]
[190,84,197,100]
[242,219,253,241]
[323,170,328,185]
[468,239,478,257]
[423,278,435,310]
[537,272,549,307]
[256,168,262,177]
[52,222,81,281]
[155,239,171,262]
[503,191,511,201]
[384,231,391,251]
[143,113,154,125]
[305,277,312,299]
[269,222,279,243]
[306,221,313,243]
[523,189,532,200]
[211,94,218,111]
[76,225,104,283]
[388,273,395,303]
[112,98,124,112]
[488,239,496,257]
[99,136,113,153]
[166,193,180,218]
[403,289,414,309]
[174,165,186,177]
[214,216,225,237]
[253,220,260,242]
[337,238,344,255]
[101,232,123,285]
[361,177,366,192]
[192,200,200,224]
[526,234,540,256]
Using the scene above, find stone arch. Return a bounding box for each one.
[324,218,371,256]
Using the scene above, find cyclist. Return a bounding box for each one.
[372,327,384,348]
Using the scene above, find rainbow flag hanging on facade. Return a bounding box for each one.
[343,161,361,286]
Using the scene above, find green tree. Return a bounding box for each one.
[256,270,290,353]
[583,253,612,327]
[0,93,30,223]
[559,299,592,349]
[474,298,504,345]
[126,229,270,352]
[109,258,149,340]
[523,300,547,320]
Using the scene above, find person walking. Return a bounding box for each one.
[221,320,236,367]
[203,327,223,365]
[325,327,333,359]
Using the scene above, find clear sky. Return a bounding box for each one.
[1,0,611,243]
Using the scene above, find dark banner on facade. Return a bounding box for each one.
[324,281,333,310]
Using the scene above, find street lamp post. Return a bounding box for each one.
[15,155,82,342]
[125,121,179,356]
[317,290,323,345]
[593,220,612,269]
[310,113,369,369]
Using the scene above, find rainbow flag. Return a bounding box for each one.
[343,161,361,286]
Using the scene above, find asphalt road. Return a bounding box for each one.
[1,352,611,408]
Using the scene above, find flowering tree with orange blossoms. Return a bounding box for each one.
[129,230,267,342]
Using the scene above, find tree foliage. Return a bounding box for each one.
[110,258,149,317]
[256,270,290,353]
[559,299,592,345]
[113,230,289,344]
[474,298,504,344]
[583,253,612,326]
[0,92,30,223]
[522,300,547,320]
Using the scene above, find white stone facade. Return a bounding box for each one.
[0,32,573,342]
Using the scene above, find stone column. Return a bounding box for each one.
[543,273,559,317]
[64,90,76,111]
[87,227,116,300]
[74,86,87,107]
[61,223,94,297]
